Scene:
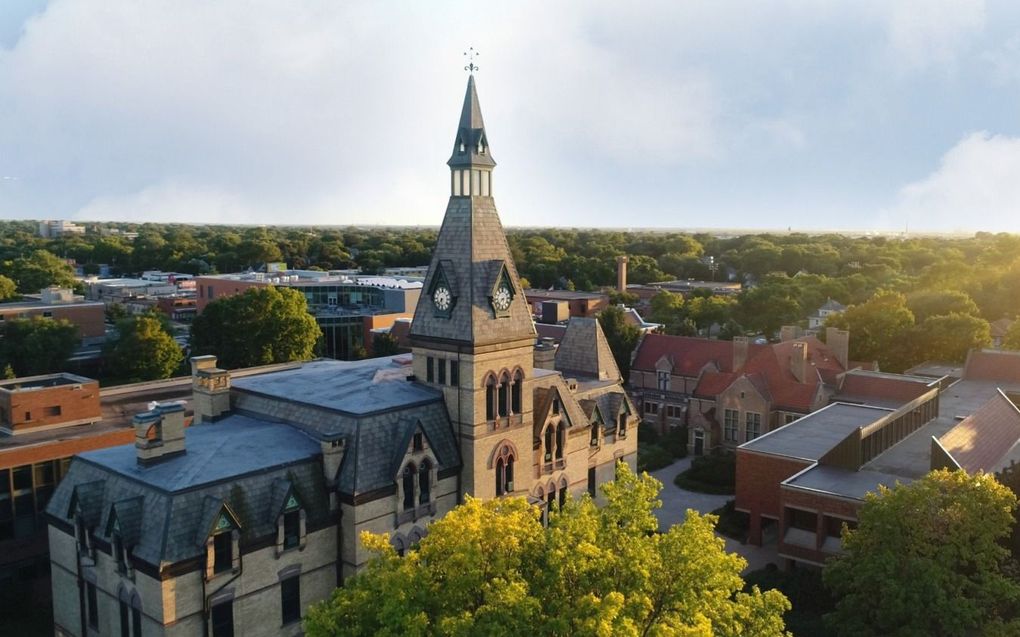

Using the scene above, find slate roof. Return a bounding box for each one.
[448,75,496,169]
[409,195,536,346]
[937,390,1020,474]
[47,417,329,568]
[554,317,620,381]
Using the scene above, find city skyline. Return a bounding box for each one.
[3,1,1020,232]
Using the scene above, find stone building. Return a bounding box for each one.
[45,74,637,637]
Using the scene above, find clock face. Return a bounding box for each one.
[433,285,452,312]
[492,282,512,312]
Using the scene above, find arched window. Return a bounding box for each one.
[485,374,497,421]
[544,427,554,462]
[402,464,416,511]
[559,479,568,511]
[494,444,515,496]
[498,372,509,418]
[418,461,431,505]
[590,420,600,447]
[495,458,505,497]
[555,423,565,460]
[511,369,523,414]
[130,593,142,637]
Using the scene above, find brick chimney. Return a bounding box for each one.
[191,355,231,423]
[790,341,809,383]
[733,336,749,371]
[134,402,186,466]
[534,337,557,370]
[780,325,801,342]
[616,256,629,294]
[826,327,850,369]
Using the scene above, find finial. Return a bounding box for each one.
[463,47,479,74]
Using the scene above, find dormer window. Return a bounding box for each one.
[413,432,424,452]
[205,508,240,579]
[213,531,232,574]
[459,140,466,153]
[590,420,599,447]
[113,532,126,573]
[283,509,300,551]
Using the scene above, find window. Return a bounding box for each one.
[132,605,142,637]
[619,413,627,437]
[23,411,31,422]
[544,427,554,462]
[724,409,738,442]
[113,533,126,573]
[657,371,669,391]
[87,581,99,630]
[485,375,496,421]
[437,359,446,384]
[511,370,522,414]
[496,458,505,496]
[450,361,459,387]
[498,373,509,417]
[418,461,431,504]
[643,402,658,416]
[558,486,566,511]
[666,405,683,419]
[745,412,762,441]
[552,397,560,415]
[281,576,301,625]
[43,311,53,318]
[588,467,597,497]
[590,421,599,447]
[412,432,423,452]
[785,413,798,424]
[495,446,515,496]
[208,285,215,300]
[283,510,300,550]
[555,424,565,460]
[120,598,130,637]
[211,600,234,637]
[426,357,434,383]
[402,465,416,511]
[213,532,233,574]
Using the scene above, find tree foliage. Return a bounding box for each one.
[825,290,915,371]
[104,315,184,382]
[191,286,321,369]
[0,317,78,376]
[1004,320,1020,351]
[823,470,1020,637]
[0,274,16,301]
[2,249,77,293]
[305,463,790,637]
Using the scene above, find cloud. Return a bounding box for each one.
[876,0,986,72]
[884,132,1020,232]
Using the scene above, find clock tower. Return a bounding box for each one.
[410,73,537,499]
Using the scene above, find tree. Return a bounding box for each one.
[305,463,790,637]
[647,290,685,332]
[371,332,401,358]
[825,290,914,371]
[824,470,1020,637]
[598,305,642,381]
[191,286,321,369]
[0,274,16,301]
[104,315,184,382]
[4,249,77,293]
[905,289,981,323]
[734,287,801,340]
[0,317,78,376]
[1003,320,1020,351]
[911,313,991,364]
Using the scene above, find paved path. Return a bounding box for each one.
[648,457,778,573]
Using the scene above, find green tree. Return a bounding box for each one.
[734,287,800,339]
[911,313,991,364]
[598,305,642,381]
[104,315,184,382]
[1003,320,1020,351]
[191,286,321,369]
[0,274,16,301]
[305,463,790,637]
[824,470,1020,637]
[0,317,78,376]
[371,332,401,358]
[826,290,914,371]
[647,290,685,331]
[4,250,77,293]
[905,289,980,323]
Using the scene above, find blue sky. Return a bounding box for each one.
[2,1,1020,232]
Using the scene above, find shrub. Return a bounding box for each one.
[674,453,736,495]
[637,443,673,472]
[662,425,688,458]
[638,422,660,445]
[711,499,749,541]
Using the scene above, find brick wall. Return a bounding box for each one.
[0,380,101,434]
[735,449,811,545]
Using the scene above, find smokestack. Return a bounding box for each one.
[616,256,629,294]
[790,341,809,383]
[733,336,749,371]
[826,327,850,369]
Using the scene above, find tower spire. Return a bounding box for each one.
[448,73,495,172]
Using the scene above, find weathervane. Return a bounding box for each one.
[464,47,479,73]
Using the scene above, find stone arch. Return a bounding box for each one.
[486,439,520,469]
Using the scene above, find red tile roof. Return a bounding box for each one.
[631,334,742,376]
[963,350,1020,384]
[938,390,1020,473]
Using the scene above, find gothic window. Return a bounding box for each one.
[131,594,142,637]
[558,484,567,511]
[485,374,497,421]
[402,464,416,511]
[418,461,431,505]
[498,372,509,418]
[511,370,523,414]
[120,597,130,637]
[544,427,554,462]
[618,410,627,438]
[494,445,515,496]
[496,458,505,496]
[87,581,99,630]
[113,532,126,573]
[590,420,599,447]
[555,423,565,460]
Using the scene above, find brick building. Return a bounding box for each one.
[735,348,1020,567]
[0,288,105,343]
[524,289,609,320]
[46,74,637,637]
[630,327,871,454]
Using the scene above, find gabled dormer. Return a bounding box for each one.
[427,259,459,318]
[487,261,516,318]
[269,480,305,554]
[199,498,241,579]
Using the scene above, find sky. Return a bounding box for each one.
[3,1,1020,233]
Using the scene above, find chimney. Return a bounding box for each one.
[780,325,801,342]
[534,337,557,370]
[790,341,809,383]
[134,402,186,466]
[616,256,629,294]
[733,336,749,371]
[826,327,850,369]
[191,355,231,423]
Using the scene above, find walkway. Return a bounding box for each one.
[648,457,777,573]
